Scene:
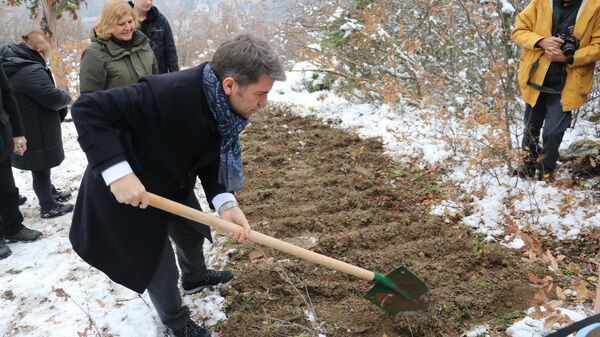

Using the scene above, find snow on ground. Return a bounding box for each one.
[1,121,231,336]
[270,63,599,336]
[271,63,599,245]
[1,64,597,336]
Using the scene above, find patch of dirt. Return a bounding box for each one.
[215,104,552,337]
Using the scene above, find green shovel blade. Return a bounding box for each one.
[364,266,428,315]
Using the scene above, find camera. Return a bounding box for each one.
[555,26,579,58]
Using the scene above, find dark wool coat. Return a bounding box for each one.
[0,44,71,171]
[0,61,24,163]
[70,63,225,293]
[129,2,179,74]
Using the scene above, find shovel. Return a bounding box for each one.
[147,192,429,315]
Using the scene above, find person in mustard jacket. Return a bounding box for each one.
[512,0,600,180]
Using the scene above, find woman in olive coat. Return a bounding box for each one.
[79,0,158,94]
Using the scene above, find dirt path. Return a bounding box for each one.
[213,104,554,337]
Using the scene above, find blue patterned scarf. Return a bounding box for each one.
[202,63,248,192]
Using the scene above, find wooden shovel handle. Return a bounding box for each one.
[147,192,375,282]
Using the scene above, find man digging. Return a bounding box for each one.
[69,34,286,337]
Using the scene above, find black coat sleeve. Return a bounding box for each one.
[0,66,24,136]
[163,19,179,72]
[25,66,71,111]
[71,80,166,173]
[197,158,227,210]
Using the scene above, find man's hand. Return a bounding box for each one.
[12,136,27,156]
[220,206,251,243]
[545,51,568,63]
[109,173,149,208]
[538,36,564,51]
[538,37,568,63]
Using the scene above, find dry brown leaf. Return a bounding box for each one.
[521,233,543,253]
[555,286,566,300]
[530,307,545,320]
[565,263,581,276]
[531,289,548,306]
[54,288,67,298]
[96,299,106,308]
[573,282,592,301]
[249,250,264,262]
[543,250,559,270]
[505,224,518,235]
[543,312,572,330]
[522,249,539,263]
[528,272,542,284]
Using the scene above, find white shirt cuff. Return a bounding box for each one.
[212,193,237,212]
[101,161,133,186]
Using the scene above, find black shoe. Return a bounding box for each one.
[0,242,11,259]
[537,169,555,182]
[512,164,536,178]
[172,320,210,337]
[6,226,42,242]
[182,269,234,295]
[40,203,74,219]
[51,185,72,202]
[18,195,27,205]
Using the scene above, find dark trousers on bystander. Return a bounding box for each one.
[521,92,572,173]
[0,158,24,237]
[32,169,55,210]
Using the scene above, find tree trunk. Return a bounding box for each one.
[39,0,58,47]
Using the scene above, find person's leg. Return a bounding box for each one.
[0,159,24,235]
[168,220,207,283]
[146,238,191,331]
[33,169,74,218]
[539,94,572,174]
[521,96,547,167]
[32,169,56,210]
[0,159,19,259]
[0,159,41,245]
[168,220,233,294]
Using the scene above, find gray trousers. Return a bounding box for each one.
[522,93,572,173]
[147,221,208,331]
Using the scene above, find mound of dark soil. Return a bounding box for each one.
[214,104,550,337]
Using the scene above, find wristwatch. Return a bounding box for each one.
[218,200,239,215]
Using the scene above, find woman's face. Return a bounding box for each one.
[112,14,135,41]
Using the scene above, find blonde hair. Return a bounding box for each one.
[94,0,138,40]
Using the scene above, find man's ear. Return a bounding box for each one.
[222,77,236,96]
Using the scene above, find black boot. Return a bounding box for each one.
[512,164,537,178]
[18,195,27,205]
[0,242,11,259]
[182,269,234,295]
[172,319,210,337]
[537,169,555,182]
[6,226,42,242]
[40,203,74,219]
[51,185,72,202]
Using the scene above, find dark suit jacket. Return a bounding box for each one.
[70,63,225,292]
[0,62,24,163]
